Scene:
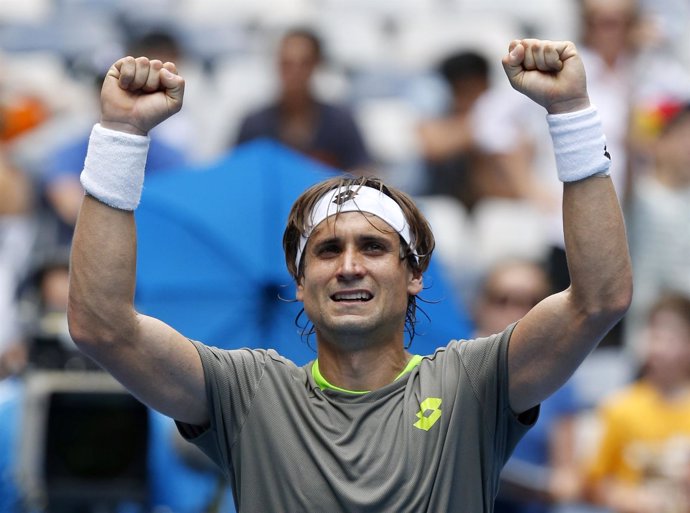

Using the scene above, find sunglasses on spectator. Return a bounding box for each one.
[484,290,543,310]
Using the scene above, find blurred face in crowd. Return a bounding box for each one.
[474,261,550,337]
[451,75,489,114]
[41,266,70,312]
[278,34,319,99]
[642,307,690,388]
[655,111,690,187]
[582,0,637,64]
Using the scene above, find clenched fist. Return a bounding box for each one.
[100,56,185,136]
[502,39,590,115]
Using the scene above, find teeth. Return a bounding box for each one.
[333,291,372,301]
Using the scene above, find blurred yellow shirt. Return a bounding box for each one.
[587,380,690,486]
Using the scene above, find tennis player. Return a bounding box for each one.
[68,38,632,512]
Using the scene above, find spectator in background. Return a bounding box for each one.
[576,0,690,203]
[576,0,640,203]
[473,259,551,339]
[233,28,371,171]
[474,259,584,513]
[625,102,690,354]
[0,152,31,218]
[0,93,43,379]
[584,293,690,513]
[417,50,500,211]
[19,250,95,372]
[0,89,42,509]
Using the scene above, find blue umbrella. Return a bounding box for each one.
[135,139,472,364]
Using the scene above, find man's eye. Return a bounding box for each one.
[317,245,340,257]
[364,242,385,252]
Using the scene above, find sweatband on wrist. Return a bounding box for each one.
[547,105,611,182]
[80,123,150,210]
[295,185,417,270]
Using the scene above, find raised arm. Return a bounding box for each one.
[500,40,633,413]
[68,57,208,426]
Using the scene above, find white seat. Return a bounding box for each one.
[316,0,430,23]
[0,0,51,23]
[416,195,477,304]
[394,11,521,75]
[315,11,392,71]
[173,0,267,25]
[450,0,579,41]
[204,55,276,157]
[354,97,421,163]
[471,198,550,273]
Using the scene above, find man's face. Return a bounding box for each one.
[452,75,489,113]
[657,114,690,183]
[278,35,318,96]
[583,0,636,54]
[474,263,549,337]
[296,212,422,346]
[643,309,690,383]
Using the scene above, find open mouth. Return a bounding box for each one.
[331,291,373,302]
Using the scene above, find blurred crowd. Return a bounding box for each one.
[1,0,690,512]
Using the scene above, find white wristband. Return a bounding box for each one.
[547,106,611,182]
[80,123,150,210]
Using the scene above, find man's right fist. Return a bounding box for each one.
[100,56,185,136]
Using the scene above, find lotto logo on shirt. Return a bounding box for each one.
[414,398,442,431]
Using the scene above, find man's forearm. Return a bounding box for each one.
[68,195,139,345]
[562,176,632,321]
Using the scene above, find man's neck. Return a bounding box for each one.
[280,92,315,114]
[315,338,412,392]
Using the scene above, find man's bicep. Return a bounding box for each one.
[507,290,600,414]
[84,313,209,426]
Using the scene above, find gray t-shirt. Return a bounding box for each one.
[177,326,537,512]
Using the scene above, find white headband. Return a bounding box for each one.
[295,185,417,270]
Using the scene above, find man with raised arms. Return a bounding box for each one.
[68,39,632,512]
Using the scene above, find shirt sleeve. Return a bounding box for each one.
[455,324,539,465]
[175,340,269,473]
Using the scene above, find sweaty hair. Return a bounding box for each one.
[282,176,435,341]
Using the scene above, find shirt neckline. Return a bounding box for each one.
[311,355,423,395]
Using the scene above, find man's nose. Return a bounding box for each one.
[337,247,365,279]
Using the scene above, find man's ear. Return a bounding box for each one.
[407,269,423,296]
[296,278,304,301]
